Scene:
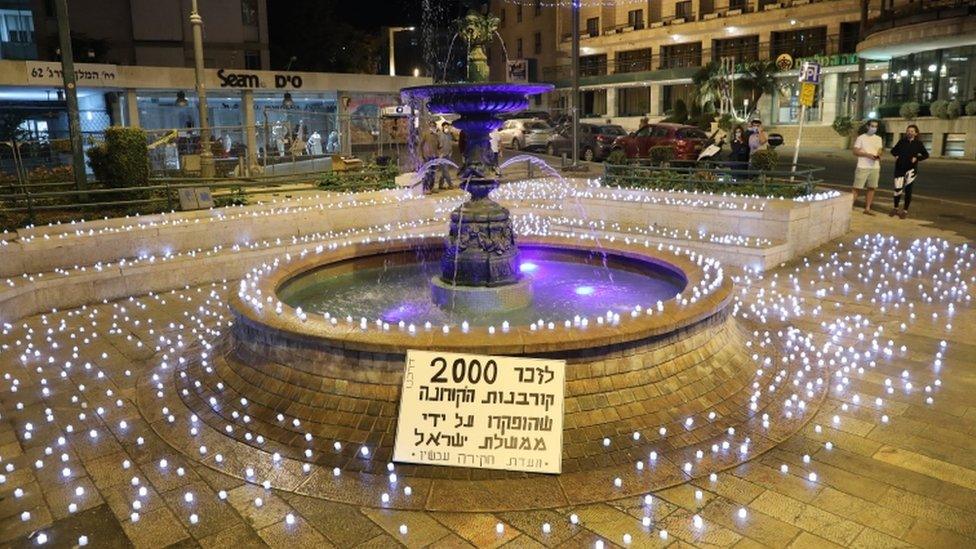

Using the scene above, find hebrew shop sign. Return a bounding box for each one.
[393,350,566,474]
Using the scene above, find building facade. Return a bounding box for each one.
[488,0,976,157]
[0,0,269,69]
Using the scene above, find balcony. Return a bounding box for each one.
[542,35,851,86]
[1,41,38,60]
[859,0,976,60]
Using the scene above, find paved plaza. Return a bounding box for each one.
[0,201,973,548]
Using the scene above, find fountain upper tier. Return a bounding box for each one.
[401,83,555,119]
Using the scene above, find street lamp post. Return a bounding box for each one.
[53,0,87,191]
[570,0,581,168]
[190,0,214,178]
[388,27,416,77]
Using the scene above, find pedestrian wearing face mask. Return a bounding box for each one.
[889,124,928,219]
[729,125,750,171]
[851,119,883,215]
[747,119,768,158]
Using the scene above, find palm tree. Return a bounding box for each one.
[740,60,777,119]
[692,62,723,109]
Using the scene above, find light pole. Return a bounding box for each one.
[570,0,580,168]
[190,0,214,178]
[53,0,87,191]
[388,26,416,77]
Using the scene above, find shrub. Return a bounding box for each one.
[318,162,397,191]
[899,102,919,119]
[606,149,628,165]
[718,113,743,132]
[930,100,949,119]
[664,99,688,124]
[648,145,675,166]
[831,116,854,137]
[877,103,904,118]
[946,100,963,119]
[86,127,149,188]
[750,149,778,172]
[967,100,976,117]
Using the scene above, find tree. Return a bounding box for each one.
[740,61,777,118]
[269,2,381,73]
[691,62,723,110]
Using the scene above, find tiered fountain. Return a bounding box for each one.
[403,11,553,311]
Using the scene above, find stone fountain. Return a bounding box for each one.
[401,11,554,311]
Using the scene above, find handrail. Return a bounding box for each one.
[602,161,824,197]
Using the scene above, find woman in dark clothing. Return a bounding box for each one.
[889,124,929,219]
[728,125,750,171]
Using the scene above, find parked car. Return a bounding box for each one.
[546,123,627,162]
[611,123,710,161]
[494,119,554,151]
[499,110,551,122]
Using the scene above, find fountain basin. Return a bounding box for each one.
[232,234,725,355]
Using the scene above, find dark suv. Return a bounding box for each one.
[611,123,710,161]
[546,123,627,162]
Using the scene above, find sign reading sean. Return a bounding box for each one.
[216,68,303,89]
[393,350,566,474]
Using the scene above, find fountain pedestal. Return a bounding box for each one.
[432,177,532,311]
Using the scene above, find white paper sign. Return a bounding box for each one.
[26,61,118,86]
[393,350,566,474]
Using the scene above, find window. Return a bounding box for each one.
[772,27,828,59]
[616,48,652,73]
[675,1,693,20]
[713,35,759,64]
[241,0,258,26]
[839,22,860,54]
[516,38,523,59]
[244,50,260,69]
[534,32,542,55]
[660,42,701,69]
[729,0,748,10]
[534,0,542,16]
[628,9,644,30]
[618,87,650,117]
[586,17,599,38]
[516,5,522,23]
[0,9,34,44]
[580,54,607,76]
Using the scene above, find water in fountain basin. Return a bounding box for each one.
[279,248,685,327]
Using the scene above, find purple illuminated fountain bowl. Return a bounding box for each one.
[229,235,732,357]
[401,83,555,117]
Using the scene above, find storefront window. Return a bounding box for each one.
[662,84,695,114]
[772,77,822,125]
[885,46,975,103]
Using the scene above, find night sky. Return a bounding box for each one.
[268,0,480,74]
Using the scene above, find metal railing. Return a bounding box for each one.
[867,0,976,34]
[602,161,824,197]
[0,168,399,229]
[543,35,850,81]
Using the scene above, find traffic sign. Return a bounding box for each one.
[799,82,817,107]
[799,61,821,84]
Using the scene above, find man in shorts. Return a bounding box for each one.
[852,119,883,215]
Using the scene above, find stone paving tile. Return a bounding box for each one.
[430,511,521,548]
[849,527,916,549]
[360,507,452,549]
[197,524,269,549]
[280,493,383,548]
[255,515,335,549]
[788,531,845,549]
[571,503,661,548]
[749,489,864,546]
[120,505,191,549]
[699,495,800,548]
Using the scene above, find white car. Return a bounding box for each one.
[494,119,553,151]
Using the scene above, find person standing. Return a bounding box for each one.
[889,124,928,219]
[728,125,750,171]
[747,118,768,158]
[851,119,883,215]
[437,122,454,190]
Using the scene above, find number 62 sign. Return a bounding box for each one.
[393,350,566,474]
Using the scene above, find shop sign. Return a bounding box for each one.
[775,53,794,71]
[215,69,304,89]
[26,61,118,86]
[393,350,566,474]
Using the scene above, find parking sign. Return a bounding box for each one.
[799,61,821,84]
